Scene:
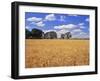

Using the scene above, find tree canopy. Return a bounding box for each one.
[26,28,72,39]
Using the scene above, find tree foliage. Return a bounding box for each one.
[65,32,72,39]
[25,28,72,39]
[61,32,72,39]
[25,29,32,39]
[31,28,44,39]
[44,31,57,39]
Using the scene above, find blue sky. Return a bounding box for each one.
[25,12,89,38]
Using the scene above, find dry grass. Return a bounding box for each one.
[25,39,89,68]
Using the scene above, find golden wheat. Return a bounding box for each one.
[25,39,89,68]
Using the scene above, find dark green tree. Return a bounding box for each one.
[25,29,32,39]
[44,31,57,39]
[65,32,72,39]
[31,28,44,39]
[61,34,65,39]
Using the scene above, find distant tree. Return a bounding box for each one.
[65,32,72,39]
[31,28,44,39]
[44,31,57,39]
[25,29,32,39]
[61,34,65,39]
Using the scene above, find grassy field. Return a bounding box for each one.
[25,39,89,68]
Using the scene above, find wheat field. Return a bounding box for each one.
[25,39,89,68]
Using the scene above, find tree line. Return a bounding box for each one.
[26,28,72,39]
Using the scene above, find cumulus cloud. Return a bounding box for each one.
[78,23,85,29]
[36,21,45,27]
[57,29,70,38]
[54,24,77,30]
[72,29,82,33]
[26,26,29,29]
[25,26,33,31]
[26,17,42,22]
[60,16,66,22]
[27,17,45,27]
[43,29,56,33]
[78,23,84,26]
[71,28,89,38]
[85,18,89,22]
[80,26,85,29]
[54,24,79,38]
[45,14,56,21]
[72,32,89,38]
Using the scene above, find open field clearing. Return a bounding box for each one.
[25,39,89,68]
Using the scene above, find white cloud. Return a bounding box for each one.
[25,26,32,31]
[57,29,70,38]
[72,32,89,38]
[78,23,86,29]
[80,26,85,29]
[29,22,36,25]
[54,24,77,30]
[78,23,84,26]
[45,14,56,21]
[58,29,69,34]
[36,21,45,27]
[26,26,29,29]
[71,28,89,38]
[43,30,56,33]
[26,17,42,22]
[54,24,78,38]
[28,19,45,27]
[60,16,66,22]
[72,29,82,33]
[85,18,89,22]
